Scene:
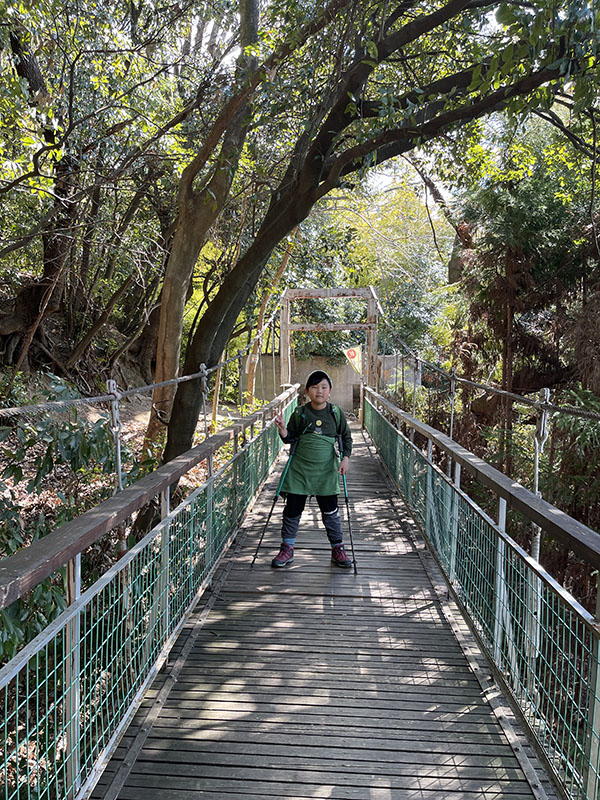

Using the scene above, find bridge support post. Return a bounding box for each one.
[585,580,600,800]
[107,380,127,558]
[160,488,171,638]
[493,498,519,686]
[280,298,290,387]
[64,554,81,799]
[145,487,171,672]
[493,499,507,666]
[367,290,378,390]
[524,390,549,702]
[206,453,215,570]
[425,439,433,541]
[448,462,461,585]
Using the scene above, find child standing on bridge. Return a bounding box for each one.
[271,370,353,568]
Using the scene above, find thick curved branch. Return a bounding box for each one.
[305,0,474,177]
[9,31,50,103]
[317,64,563,195]
[179,0,354,198]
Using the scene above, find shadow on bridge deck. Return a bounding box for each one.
[92,425,555,800]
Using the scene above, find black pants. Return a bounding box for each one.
[283,493,338,516]
[280,493,343,547]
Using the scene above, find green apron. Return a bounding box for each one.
[281,431,340,496]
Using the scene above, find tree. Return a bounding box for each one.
[144,0,352,443]
[1,0,598,467]
[454,118,594,387]
[0,0,238,374]
[163,0,600,462]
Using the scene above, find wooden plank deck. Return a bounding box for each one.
[93,424,555,800]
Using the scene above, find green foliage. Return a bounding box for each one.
[300,173,455,357]
[1,0,600,655]
[446,116,595,394]
[1,376,116,506]
[544,388,600,529]
[0,373,143,662]
[0,577,67,662]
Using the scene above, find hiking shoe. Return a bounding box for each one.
[271,544,294,567]
[331,545,352,569]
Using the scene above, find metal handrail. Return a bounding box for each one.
[0,385,299,611]
[364,388,600,800]
[365,387,600,571]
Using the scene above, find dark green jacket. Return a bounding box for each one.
[282,402,352,458]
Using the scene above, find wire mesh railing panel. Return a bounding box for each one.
[451,492,497,643]
[0,393,296,800]
[365,393,600,800]
[1,532,171,800]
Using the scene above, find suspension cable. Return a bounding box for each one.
[378,314,600,424]
[0,297,282,420]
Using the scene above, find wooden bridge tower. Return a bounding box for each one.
[279,286,379,390]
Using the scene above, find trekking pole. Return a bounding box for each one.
[250,441,296,567]
[342,473,358,575]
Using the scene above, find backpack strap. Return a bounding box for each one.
[329,403,346,458]
[329,403,341,434]
[292,406,311,434]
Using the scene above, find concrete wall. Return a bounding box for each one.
[242,353,419,412]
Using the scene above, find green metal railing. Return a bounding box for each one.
[365,388,600,800]
[0,388,297,800]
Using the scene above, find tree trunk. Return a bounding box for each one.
[160,1,576,464]
[143,0,260,447]
[131,304,162,383]
[65,274,136,367]
[143,220,214,442]
[162,184,310,462]
[247,227,298,401]
[73,165,102,321]
[0,32,77,347]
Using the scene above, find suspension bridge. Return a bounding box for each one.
[1,289,600,800]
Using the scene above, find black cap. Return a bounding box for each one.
[306,370,332,389]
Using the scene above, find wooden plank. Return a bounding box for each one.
[284,287,373,299]
[192,625,460,642]
[109,727,518,757]
[148,715,509,745]
[173,670,479,689]
[116,789,536,800]
[132,744,526,780]
[162,692,493,716]
[288,322,371,331]
[115,767,536,795]
[170,676,484,696]
[153,707,506,734]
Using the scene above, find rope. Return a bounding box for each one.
[5,290,597,426]
[1,296,283,420]
[0,392,115,419]
[379,314,600,424]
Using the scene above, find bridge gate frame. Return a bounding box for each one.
[279,287,379,390]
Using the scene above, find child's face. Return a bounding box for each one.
[307,379,331,409]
